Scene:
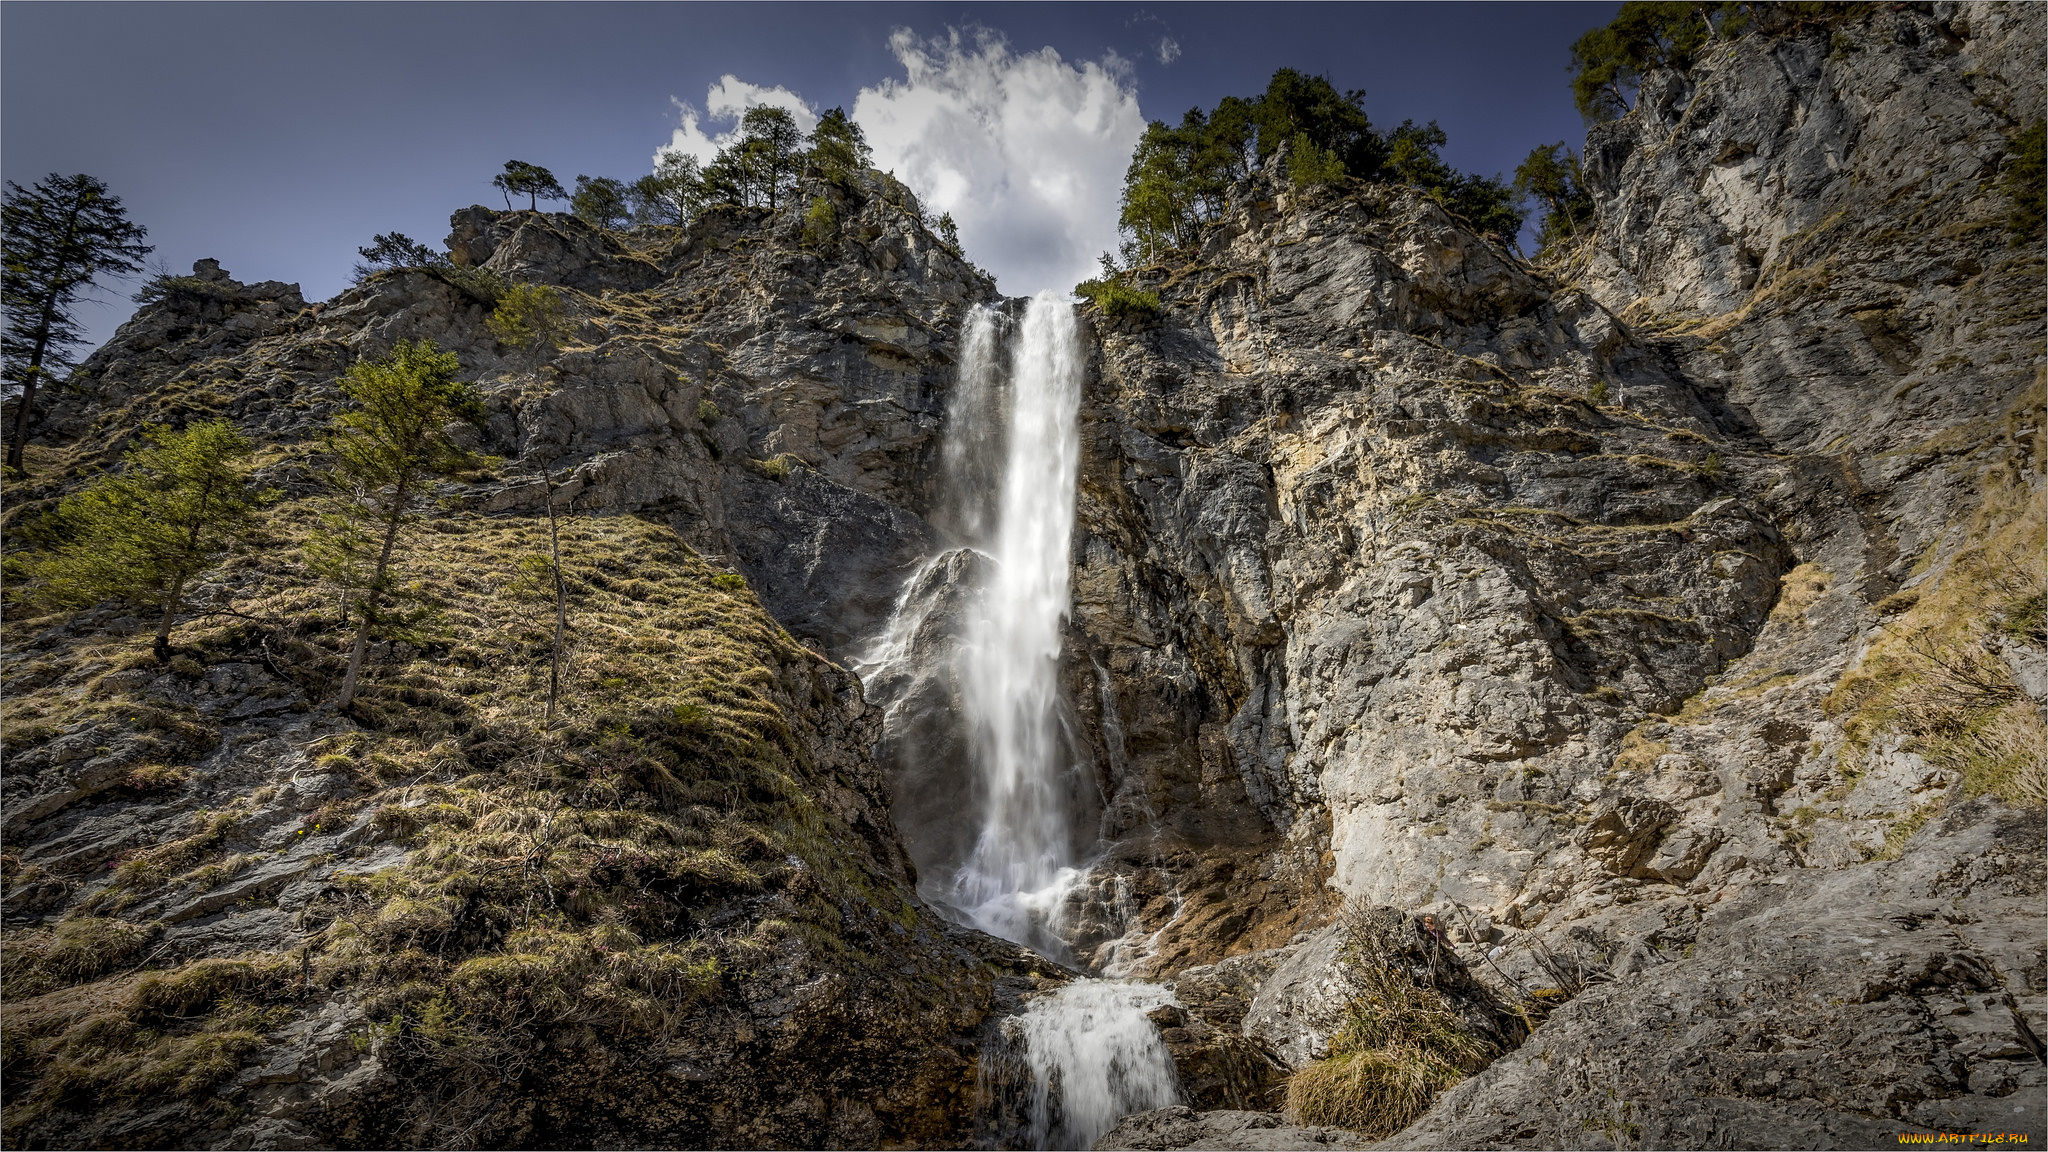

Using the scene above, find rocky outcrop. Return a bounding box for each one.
[17,174,993,656]
[1397,799,2047,1148]
[1060,2,2043,1147]
[1096,1106,1364,1150]
[0,176,1030,1149]
[1066,175,1796,967]
[1157,949,1293,1112]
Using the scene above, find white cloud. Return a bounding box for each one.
[854,28,1145,296]
[657,75,818,168]
[1157,36,1181,65]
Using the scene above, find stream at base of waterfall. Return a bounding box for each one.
[854,292,1185,1149]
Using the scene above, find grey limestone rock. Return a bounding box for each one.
[1392,800,2047,1149]
[1095,1106,1365,1151]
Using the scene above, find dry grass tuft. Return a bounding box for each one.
[1285,907,1513,1137]
[1828,451,2047,822]
[1767,562,1833,629]
[0,955,297,1127]
[1,917,158,999]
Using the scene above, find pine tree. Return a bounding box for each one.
[706,108,807,210]
[308,340,485,708]
[808,107,873,182]
[1251,70,1384,178]
[1385,121,1522,238]
[571,176,631,229]
[492,161,568,211]
[1118,102,1256,262]
[19,420,269,658]
[1119,118,1202,260]
[2,174,153,470]
[1569,3,1745,121]
[747,108,806,211]
[351,232,440,282]
[1514,143,1597,253]
[1287,133,1348,189]
[630,152,703,225]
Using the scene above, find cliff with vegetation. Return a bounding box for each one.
[0,170,1066,1149]
[1,2,2042,1150]
[1091,2,2045,1145]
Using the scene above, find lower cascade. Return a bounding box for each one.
[861,291,1184,1149]
[1007,980,1184,1150]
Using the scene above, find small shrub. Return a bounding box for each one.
[1075,278,1162,320]
[696,399,722,424]
[754,455,793,481]
[1,916,157,998]
[712,573,747,592]
[132,274,238,308]
[1284,906,1511,1137]
[1288,132,1348,189]
[1587,379,1611,404]
[488,282,568,355]
[122,763,188,793]
[801,196,837,249]
[2004,120,2045,241]
[2000,591,2045,645]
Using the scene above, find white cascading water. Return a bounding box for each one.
[860,291,1183,1150]
[1006,979,1183,1150]
[939,303,1008,542]
[950,291,1089,948]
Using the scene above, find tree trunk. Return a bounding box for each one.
[336,484,410,709]
[155,474,221,661]
[6,368,40,471]
[7,294,62,472]
[7,200,86,471]
[154,572,188,662]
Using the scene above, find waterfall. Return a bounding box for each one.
[859,290,1182,1150]
[1006,979,1182,1150]
[950,290,1089,951]
[939,304,1008,542]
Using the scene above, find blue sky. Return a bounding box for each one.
[2,2,1611,352]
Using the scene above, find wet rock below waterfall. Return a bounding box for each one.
[1093,1107,1363,1150]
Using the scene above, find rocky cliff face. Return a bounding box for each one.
[1,4,2041,1148]
[1083,2,2043,1146]
[0,173,1066,1149]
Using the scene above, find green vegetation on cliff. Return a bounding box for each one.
[2,511,965,1144]
[1512,143,1596,257]
[11,419,270,658]
[0,173,1010,1147]
[1285,909,1522,1138]
[1568,2,1882,121]
[2002,118,2045,241]
[1112,69,1523,266]
[308,340,487,709]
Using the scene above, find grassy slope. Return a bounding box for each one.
[1,505,992,1147]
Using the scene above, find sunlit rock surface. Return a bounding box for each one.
[2,4,2041,1147]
